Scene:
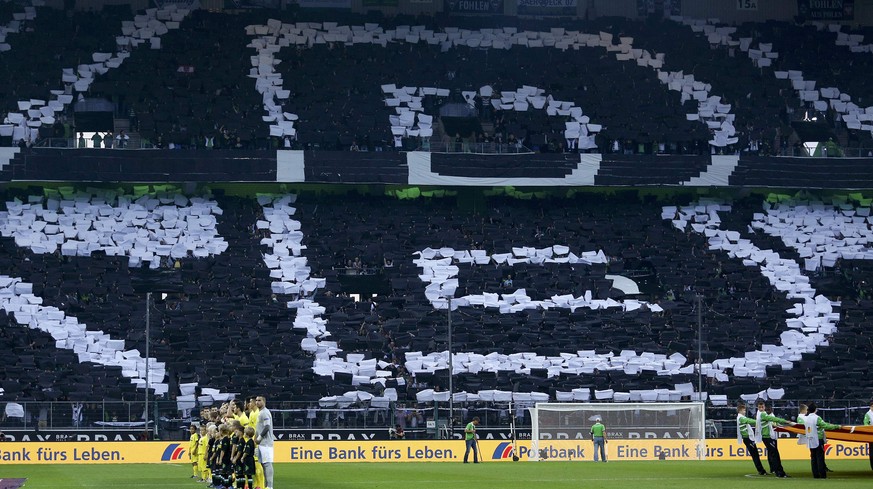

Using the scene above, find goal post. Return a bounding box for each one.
[528,402,706,461]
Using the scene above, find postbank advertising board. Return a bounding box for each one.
[0,438,869,464]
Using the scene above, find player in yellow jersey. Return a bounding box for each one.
[198,425,210,483]
[246,397,264,489]
[246,397,259,431]
[232,400,249,428]
[188,424,200,480]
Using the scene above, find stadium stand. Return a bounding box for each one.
[91,9,265,149]
[4,5,873,158]
[731,155,873,188]
[302,150,408,183]
[594,154,710,185]
[254,16,714,152]
[3,186,872,406]
[429,153,580,179]
[0,1,34,53]
[3,8,769,153]
[8,148,278,181]
[635,17,793,154]
[2,4,873,431]
[727,19,873,152]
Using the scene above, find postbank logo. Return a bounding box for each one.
[161,443,187,461]
[491,442,515,460]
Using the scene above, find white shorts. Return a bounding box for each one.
[259,445,274,463]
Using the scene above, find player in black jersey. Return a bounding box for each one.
[232,425,245,489]
[241,427,257,489]
[216,425,234,489]
[231,425,256,489]
[204,424,217,486]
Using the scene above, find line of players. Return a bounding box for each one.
[188,396,274,489]
[738,399,873,479]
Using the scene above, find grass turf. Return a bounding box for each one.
[0,460,870,489]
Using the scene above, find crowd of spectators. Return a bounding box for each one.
[2,186,873,404]
[4,7,872,154]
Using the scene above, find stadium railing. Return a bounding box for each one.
[31,138,155,149]
[781,146,873,158]
[16,139,873,158]
[2,399,870,441]
[418,142,535,154]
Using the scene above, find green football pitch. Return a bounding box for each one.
[1,460,871,489]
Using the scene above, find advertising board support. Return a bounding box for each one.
[697,294,703,396]
[448,297,454,439]
[145,292,151,440]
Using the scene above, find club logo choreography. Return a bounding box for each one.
[0,194,843,398]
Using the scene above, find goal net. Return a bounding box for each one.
[529,402,706,461]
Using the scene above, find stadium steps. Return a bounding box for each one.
[594,154,711,186]
[682,156,739,187]
[123,131,145,149]
[113,118,130,133]
[835,127,850,150]
[431,153,579,179]
[434,118,448,147]
[0,147,19,181]
[729,155,873,188]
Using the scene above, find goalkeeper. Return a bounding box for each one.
[590,417,607,462]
